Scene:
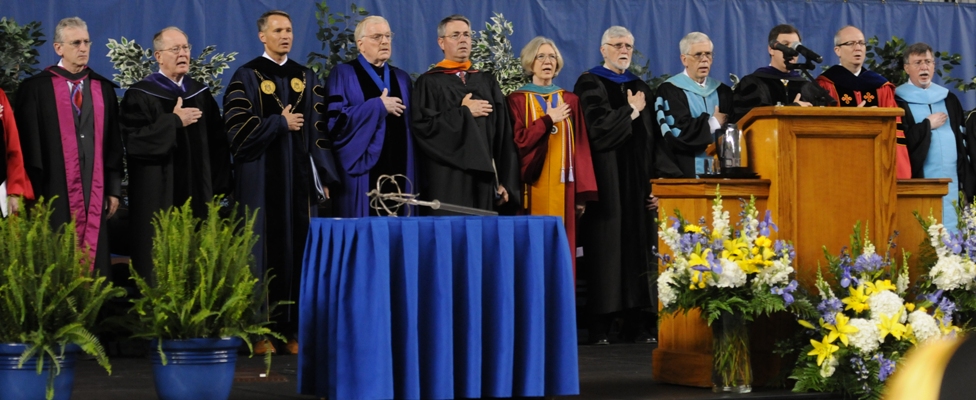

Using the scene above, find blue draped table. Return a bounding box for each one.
[297,216,580,399]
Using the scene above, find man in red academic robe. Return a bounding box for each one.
[15,17,123,274]
[816,25,911,179]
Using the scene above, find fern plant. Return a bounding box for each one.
[307,0,369,80]
[105,37,237,97]
[470,13,528,96]
[0,197,125,400]
[127,197,285,369]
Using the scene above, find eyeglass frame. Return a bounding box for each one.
[158,44,193,55]
[603,42,634,51]
[906,59,934,67]
[836,40,867,48]
[441,31,473,41]
[685,51,714,61]
[59,39,93,48]
[364,32,394,42]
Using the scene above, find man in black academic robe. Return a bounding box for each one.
[654,32,733,178]
[574,26,660,344]
[733,24,816,121]
[411,15,520,214]
[15,17,123,275]
[223,11,338,352]
[120,27,232,280]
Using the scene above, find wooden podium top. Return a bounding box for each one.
[737,105,904,128]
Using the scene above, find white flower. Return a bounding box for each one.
[895,269,909,295]
[928,222,950,257]
[658,269,678,308]
[868,290,904,322]
[929,255,976,291]
[863,241,876,259]
[659,221,682,254]
[711,203,731,239]
[819,357,838,378]
[847,318,881,355]
[908,311,940,343]
[755,259,793,287]
[713,258,747,288]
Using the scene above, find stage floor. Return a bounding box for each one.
[69,343,839,399]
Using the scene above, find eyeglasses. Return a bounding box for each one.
[161,44,192,54]
[909,59,934,67]
[535,54,557,62]
[837,40,867,48]
[60,39,92,48]
[441,31,472,41]
[366,33,394,42]
[686,52,714,61]
[604,42,633,51]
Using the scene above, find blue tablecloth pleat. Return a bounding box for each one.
[298,216,579,399]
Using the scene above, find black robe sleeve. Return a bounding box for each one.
[732,75,772,123]
[14,79,45,184]
[572,73,637,152]
[895,97,933,179]
[653,82,716,154]
[223,68,290,163]
[204,91,233,195]
[410,73,495,175]
[100,84,124,199]
[486,76,521,210]
[119,90,182,162]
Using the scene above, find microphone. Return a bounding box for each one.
[791,42,823,63]
[769,40,799,59]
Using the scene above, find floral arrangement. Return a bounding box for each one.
[790,223,961,400]
[916,204,976,327]
[657,190,801,392]
[657,192,800,323]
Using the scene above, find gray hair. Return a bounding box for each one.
[601,26,633,46]
[257,10,291,32]
[903,42,934,64]
[833,25,859,46]
[679,32,711,55]
[519,36,564,77]
[355,16,390,41]
[152,27,188,51]
[437,14,470,38]
[54,17,87,44]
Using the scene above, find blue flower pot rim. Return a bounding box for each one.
[0,343,82,355]
[149,337,243,350]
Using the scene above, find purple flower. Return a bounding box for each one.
[853,253,884,273]
[774,240,796,260]
[938,297,957,326]
[851,357,870,381]
[772,280,798,306]
[920,290,944,306]
[670,216,681,231]
[873,354,896,382]
[817,297,844,325]
[758,209,778,237]
[943,232,964,255]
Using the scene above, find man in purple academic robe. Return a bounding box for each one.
[15,17,123,275]
[327,16,415,217]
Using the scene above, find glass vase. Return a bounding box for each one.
[711,311,752,393]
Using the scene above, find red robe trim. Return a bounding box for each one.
[816,75,912,179]
[49,72,105,269]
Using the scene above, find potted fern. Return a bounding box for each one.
[0,197,125,400]
[127,197,283,400]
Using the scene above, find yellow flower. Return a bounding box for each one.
[689,270,710,289]
[842,285,870,314]
[684,224,703,234]
[688,247,710,268]
[721,238,748,261]
[864,280,897,296]
[823,313,859,346]
[808,337,839,366]
[904,324,917,345]
[798,319,817,330]
[906,303,916,312]
[755,236,773,249]
[877,310,908,341]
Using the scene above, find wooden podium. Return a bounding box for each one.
[652,106,918,386]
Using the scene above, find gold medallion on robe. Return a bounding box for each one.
[260,80,276,95]
[291,77,305,93]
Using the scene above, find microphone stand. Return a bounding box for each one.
[786,60,818,82]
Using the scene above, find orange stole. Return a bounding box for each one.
[520,92,576,220]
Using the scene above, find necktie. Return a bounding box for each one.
[457,71,467,84]
[70,80,83,116]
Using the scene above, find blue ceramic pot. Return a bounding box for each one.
[149,337,242,400]
[0,343,81,400]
